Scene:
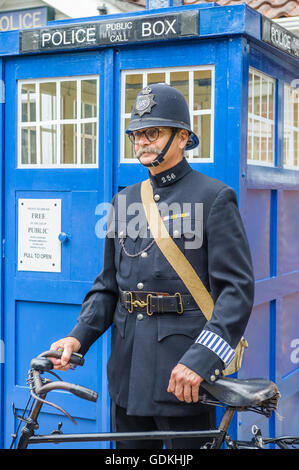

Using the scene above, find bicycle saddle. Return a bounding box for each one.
[201,376,279,408]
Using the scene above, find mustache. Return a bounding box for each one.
[135,147,160,159]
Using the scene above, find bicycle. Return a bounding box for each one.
[9,350,299,450]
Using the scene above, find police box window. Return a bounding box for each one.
[247,68,275,166]
[284,83,299,170]
[120,66,214,163]
[18,76,99,168]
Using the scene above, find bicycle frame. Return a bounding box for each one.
[25,429,226,447]
[13,359,234,449]
[14,395,231,449]
[14,400,299,450]
[11,351,299,450]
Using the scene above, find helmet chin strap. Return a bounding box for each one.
[138,128,177,168]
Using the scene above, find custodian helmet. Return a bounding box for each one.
[126,83,199,167]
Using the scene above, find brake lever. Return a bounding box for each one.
[27,351,96,425]
[28,368,77,425]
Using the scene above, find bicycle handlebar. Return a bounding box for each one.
[31,376,98,403]
[29,350,98,403]
[38,350,85,366]
[69,384,98,402]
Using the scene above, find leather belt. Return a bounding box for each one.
[119,289,198,316]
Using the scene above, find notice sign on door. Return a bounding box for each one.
[18,199,61,272]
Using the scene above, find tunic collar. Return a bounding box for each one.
[148,158,192,188]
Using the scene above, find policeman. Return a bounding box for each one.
[50,83,254,449]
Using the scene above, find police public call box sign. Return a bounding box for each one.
[19,10,199,53]
[262,17,299,59]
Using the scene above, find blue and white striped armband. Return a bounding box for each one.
[195,330,235,367]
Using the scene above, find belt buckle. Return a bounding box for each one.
[174,292,183,314]
[146,294,154,316]
[127,291,134,314]
[126,291,148,313]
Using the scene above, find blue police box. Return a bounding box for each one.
[0,1,298,448]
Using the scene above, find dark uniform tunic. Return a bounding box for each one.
[69,158,254,417]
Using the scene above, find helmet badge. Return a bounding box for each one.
[134,86,156,117]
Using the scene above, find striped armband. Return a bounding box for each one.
[195,330,235,366]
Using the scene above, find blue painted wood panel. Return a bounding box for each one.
[278,191,299,275]
[238,302,272,443]
[244,190,271,281]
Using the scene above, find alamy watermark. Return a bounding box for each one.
[290,339,299,364]
[95,196,203,249]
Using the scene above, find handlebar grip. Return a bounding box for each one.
[67,352,85,367]
[69,384,98,402]
[39,350,85,367]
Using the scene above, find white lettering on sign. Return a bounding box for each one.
[41,32,51,47]
[41,27,96,49]
[109,33,129,42]
[0,10,43,31]
[271,25,291,52]
[142,19,177,37]
[20,11,200,52]
[105,21,133,31]
[103,21,132,42]
[262,18,299,59]
[18,199,61,272]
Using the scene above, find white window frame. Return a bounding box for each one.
[17,75,99,169]
[284,83,299,170]
[120,65,215,164]
[247,68,276,167]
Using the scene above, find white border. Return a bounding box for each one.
[120,65,215,164]
[17,75,99,169]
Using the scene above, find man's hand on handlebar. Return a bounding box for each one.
[49,337,81,371]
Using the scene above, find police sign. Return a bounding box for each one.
[262,17,299,59]
[0,6,54,32]
[20,11,199,53]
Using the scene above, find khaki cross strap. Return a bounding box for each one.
[140,178,247,376]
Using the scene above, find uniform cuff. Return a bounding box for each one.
[195,330,235,367]
[179,342,225,384]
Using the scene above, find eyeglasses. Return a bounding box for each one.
[128,128,164,144]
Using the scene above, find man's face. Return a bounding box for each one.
[131,127,188,169]
[131,127,173,167]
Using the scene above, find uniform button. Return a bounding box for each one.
[137,313,144,321]
[215,369,220,376]
[173,230,180,238]
[141,252,148,258]
[119,230,124,238]
[137,282,144,289]
[154,194,160,202]
[210,375,216,382]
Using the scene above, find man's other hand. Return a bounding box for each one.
[167,363,203,403]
